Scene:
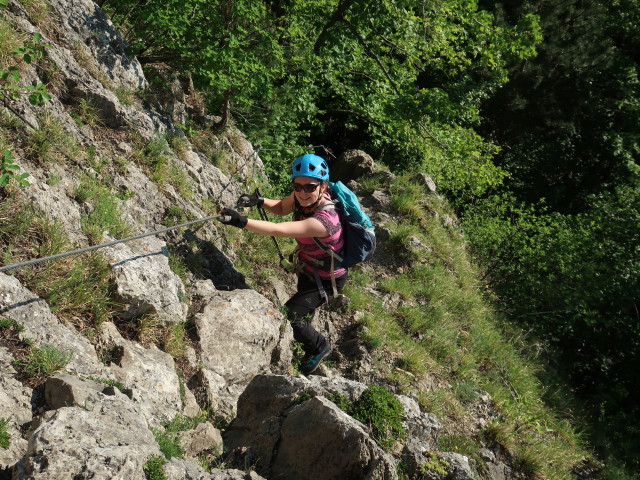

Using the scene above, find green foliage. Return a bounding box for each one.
[100,0,540,200]
[462,182,640,472]
[419,451,450,476]
[143,455,167,480]
[0,149,29,188]
[351,385,406,450]
[151,413,209,460]
[0,31,51,106]
[13,344,73,377]
[0,417,10,449]
[151,426,184,460]
[0,317,22,331]
[163,206,188,227]
[326,392,352,412]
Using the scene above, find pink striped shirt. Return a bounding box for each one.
[295,197,346,279]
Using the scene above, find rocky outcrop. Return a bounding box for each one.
[104,236,187,324]
[14,378,160,479]
[193,282,293,413]
[224,375,449,480]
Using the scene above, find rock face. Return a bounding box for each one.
[224,375,444,480]
[104,236,187,324]
[193,283,293,413]
[14,386,161,479]
[331,150,377,183]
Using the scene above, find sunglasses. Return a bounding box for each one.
[292,182,320,193]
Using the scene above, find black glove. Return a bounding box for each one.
[217,208,248,228]
[236,193,264,208]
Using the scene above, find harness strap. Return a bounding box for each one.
[293,195,342,299]
[312,266,329,304]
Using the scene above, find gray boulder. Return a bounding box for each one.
[96,322,185,425]
[272,396,397,480]
[193,283,293,413]
[104,236,187,324]
[331,150,377,183]
[14,392,160,479]
[224,375,400,480]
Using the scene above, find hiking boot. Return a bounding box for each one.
[300,343,332,375]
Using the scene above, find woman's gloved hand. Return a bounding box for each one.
[236,193,264,208]
[217,208,248,228]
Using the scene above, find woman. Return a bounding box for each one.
[217,154,346,375]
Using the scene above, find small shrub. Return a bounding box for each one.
[151,426,184,460]
[419,451,450,476]
[143,455,167,480]
[163,206,188,227]
[0,417,10,449]
[151,413,208,460]
[327,392,353,412]
[351,385,406,450]
[14,344,72,377]
[0,149,29,188]
[293,390,314,405]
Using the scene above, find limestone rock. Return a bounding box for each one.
[224,375,400,480]
[44,374,127,410]
[272,396,397,480]
[164,458,268,480]
[193,287,293,412]
[103,236,187,324]
[332,150,377,183]
[411,173,437,193]
[0,348,32,470]
[14,395,160,480]
[179,422,223,458]
[96,322,183,425]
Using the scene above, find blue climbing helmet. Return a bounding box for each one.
[291,154,330,181]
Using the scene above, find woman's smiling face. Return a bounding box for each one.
[293,176,326,207]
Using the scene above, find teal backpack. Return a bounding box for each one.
[315,181,376,268]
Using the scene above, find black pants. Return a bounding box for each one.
[285,272,348,355]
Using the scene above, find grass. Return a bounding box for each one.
[13,343,72,378]
[70,98,102,128]
[0,417,10,449]
[74,172,131,243]
[0,196,115,329]
[19,0,50,26]
[339,174,590,478]
[131,134,194,198]
[0,19,26,70]
[26,112,82,166]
